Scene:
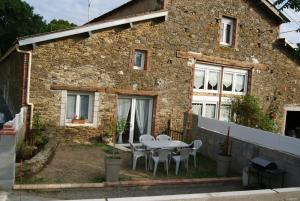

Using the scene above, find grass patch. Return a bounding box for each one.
[90,176,105,183]
[119,174,133,181]
[81,142,116,154]
[15,177,48,184]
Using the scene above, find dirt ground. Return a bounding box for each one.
[17,143,219,184]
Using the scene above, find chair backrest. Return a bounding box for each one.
[193,140,203,149]
[180,148,192,160]
[156,134,171,142]
[156,149,171,162]
[139,135,155,143]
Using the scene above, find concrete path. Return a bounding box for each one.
[3,186,300,201]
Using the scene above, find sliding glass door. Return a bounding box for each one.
[117,96,153,143]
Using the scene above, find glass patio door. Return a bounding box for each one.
[118,96,153,143]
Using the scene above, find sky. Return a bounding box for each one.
[23,0,299,44]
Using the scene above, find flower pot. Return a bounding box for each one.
[105,156,122,182]
[216,154,232,177]
[71,119,85,124]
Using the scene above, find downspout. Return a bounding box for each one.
[16,45,34,130]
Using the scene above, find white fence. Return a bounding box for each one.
[198,116,300,157]
[4,107,27,143]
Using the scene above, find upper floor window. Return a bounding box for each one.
[194,64,248,95]
[194,65,221,93]
[220,17,235,46]
[223,68,248,95]
[133,50,147,70]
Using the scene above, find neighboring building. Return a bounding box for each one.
[0,0,299,142]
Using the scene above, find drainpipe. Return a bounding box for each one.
[16,46,34,130]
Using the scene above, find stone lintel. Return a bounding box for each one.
[51,85,158,96]
[177,51,267,70]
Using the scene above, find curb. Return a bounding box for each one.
[13,177,241,190]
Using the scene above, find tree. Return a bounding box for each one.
[44,19,76,32]
[275,0,300,12]
[0,0,46,55]
[230,95,277,132]
[0,0,76,56]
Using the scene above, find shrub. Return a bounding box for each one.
[230,95,277,132]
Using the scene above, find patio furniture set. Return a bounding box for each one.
[130,134,202,176]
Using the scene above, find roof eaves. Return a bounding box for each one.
[260,0,290,23]
[18,10,168,46]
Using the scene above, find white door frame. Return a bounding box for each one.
[282,105,300,135]
[118,96,153,143]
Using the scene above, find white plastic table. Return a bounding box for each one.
[141,140,189,149]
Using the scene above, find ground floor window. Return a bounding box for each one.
[66,92,94,123]
[192,98,231,121]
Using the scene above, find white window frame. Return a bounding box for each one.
[220,17,234,46]
[192,101,218,119]
[223,68,248,95]
[65,92,94,124]
[133,50,146,70]
[219,104,231,122]
[194,64,221,93]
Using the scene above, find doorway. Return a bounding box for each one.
[284,110,300,139]
[117,96,153,143]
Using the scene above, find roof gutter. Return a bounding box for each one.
[16,46,34,130]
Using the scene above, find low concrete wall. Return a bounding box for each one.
[190,115,300,187]
[0,133,16,190]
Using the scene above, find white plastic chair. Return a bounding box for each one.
[189,140,203,168]
[139,134,155,143]
[171,148,192,175]
[151,149,171,176]
[156,134,171,142]
[129,142,148,171]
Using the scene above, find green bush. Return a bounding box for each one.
[230,95,277,132]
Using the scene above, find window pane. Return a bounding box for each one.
[80,95,89,119]
[235,74,246,92]
[205,104,216,119]
[223,73,233,91]
[67,95,76,119]
[192,103,203,116]
[134,51,145,68]
[220,105,231,122]
[208,71,219,90]
[194,69,205,89]
[225,24,232,44]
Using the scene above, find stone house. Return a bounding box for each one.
[0,0,299,143]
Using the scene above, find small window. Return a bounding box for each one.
[66,92,94,123]
[133,50,147,70]
[220,104,231,122]
[235,74,246,93]
[223,73,233,92]
[192,103,203,116]
[205,103,217,119]
[207,71,220,91]
[223,69,248,94]
[220,17,235,46]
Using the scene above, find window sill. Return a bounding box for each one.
[65,123,95,128]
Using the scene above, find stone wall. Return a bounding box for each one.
[13,0,300,140]
[189,115,300,187]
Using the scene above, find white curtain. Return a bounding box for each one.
[117,98,131,122]
[205,104,216,119]
[135,99,149,136]
[208,71,218,88]
[67,95,76,119]
[194,70,205,89]
[223,73,233,88]
[235,75,245,92]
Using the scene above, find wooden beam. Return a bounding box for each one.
[177,51,267,70]
[50,85,158,96]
